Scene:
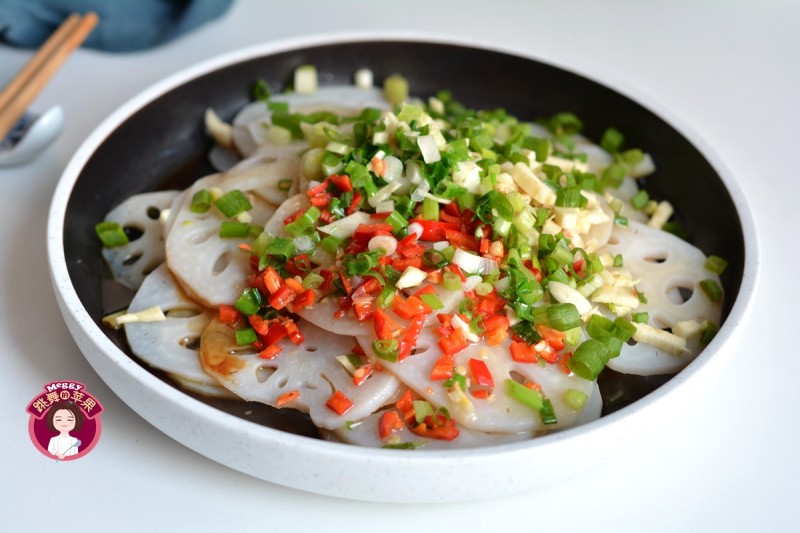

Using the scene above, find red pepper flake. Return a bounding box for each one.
[346,192,363,215]
[330,174,353,192]
[468,358,494,388]
[378,410,404,439]
[326,390,353,416]
[218,304,241,326]
[258,344,282,359]
[276,390,300,407]
[398,314,426,361]
[510,341,537,363]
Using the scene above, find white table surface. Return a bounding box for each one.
[2,1,798,530]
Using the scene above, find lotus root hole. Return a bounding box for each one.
[256,366,272,384]
[180,336,201,350]
[123,225,144,242]
[212,250,232,275]
[666,285,694,305]
[410,344,430,356]
[188,228,216,245]
[146,206,161,220]
[122,253,142,266]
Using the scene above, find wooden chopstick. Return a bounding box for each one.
[0,12,98,141]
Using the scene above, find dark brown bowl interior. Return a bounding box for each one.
[62,40,745,433]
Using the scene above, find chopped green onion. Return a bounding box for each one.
[372,338,399,362]
[512,321,542,344]
[555,186,588,208]
[630,190,650,210]
[444,373,467,392]
[267,101,289,113]
[549,241,573,265]
[95,222,129,247]
[612,317,636,342]
[596,335,623,358]
[302,272,324,289]
[264,238,295,258]
[284,206,320,236]
[457,192,477,212]
[539,398,558,425]
[419,293,444,310]
[700,279,723,302]
[704,255,728,275]
[613,254,624,267]
[252,78,271,101]
[190,189,212,213]
[382,442,424,450]
[422,197,439,221]
[384,211,409,234]
[383,74,409,105]
[477,190,514,222]
[213,189,252,218]
[700,322,719,344]
[235,327,258,346]
[619,148,644,167]
[219,221,251,238]
[377,286,395,309]
[278,179,292,191]
[632,312,649,323]
[568,339,612,380]
[474,282,493,297]
[600,127,624,153]
[234,288,262,316]
[601,164,626,189]
[614,215,628,226]
[321,235,344,253]
[505,379,543,411]
[545,303,580,331]
[412,400,434,424]
[563,389,589,411]
[443,271,462,292]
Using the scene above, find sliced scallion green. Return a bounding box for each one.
[372,338,399,362]
[384,211,409,234]
[563,389,589,411]
[539,399,558,425]
[704,255,728,275]
[213,189,252,218]
[600,127,624,153]
[568,339,612,380]
[422,197,439,221]
[190,189,212,213]
[219,221,251,238]
[419,293,444,310]
[700,279,723,302]
[505,379,543,412]
[235,288,262,316]
[235,327,258,346]
[95,222,129,248]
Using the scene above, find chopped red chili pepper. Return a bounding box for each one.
[398,313,426,361]
[326,390,353,415]
[330,173,353,192]
[218,304,241,326]
[258,344,282,359]
[468,358,494,388]
[378,410,403,439]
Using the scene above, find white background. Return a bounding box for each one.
[1,1,798,530]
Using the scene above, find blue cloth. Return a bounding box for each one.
[0,0,233,52]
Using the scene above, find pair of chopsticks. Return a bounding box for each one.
[0,12,98,141]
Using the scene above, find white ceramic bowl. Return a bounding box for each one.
[47,34,758,503]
